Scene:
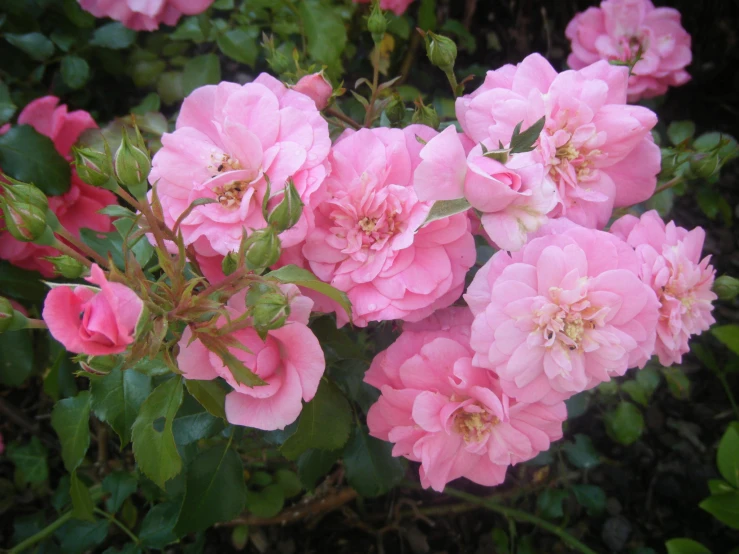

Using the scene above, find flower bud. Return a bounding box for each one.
[267,181,303,233]
[424,32,457,73]
[714,275,739,301]
[244,227,281,270]
[45,255,86,279]
[252,291,290,331]
[0,296,14,333]
[411,100,440,130]
[367,1,387,45]
[222,251,239,276]
[689,154,720,180]
[1,180,49,212]
[293,71,333,111]
[0,198,49,242]
[385,94,406,126]
[73,144,114,188]
[114,128,151,190]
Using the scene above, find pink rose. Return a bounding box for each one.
[414,125,556,251]
[611,211,716,366]
[43,264,144,356]
[302,126,476,327]
[0,97,116,277]
[353,0,416,16]
[465,221,659,404]
[566,0,692,101]
[149,75,330,259]
[455,54,661,229]
[78,0,215,31]
[293,71,333,111]
[177,285,325,431]
[365,308,567,492]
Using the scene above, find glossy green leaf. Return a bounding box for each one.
[605,402,644,446]
[536,489,568,519]
[422,198,471,226]
[183,54,221,95]
[217,28,258,66]
[91,366,152,447]
[667,121,696,145]
[7,437,48,485]
[51,391,91,472]
[90,22,136,49]
[268,265,352,320]
[0,327,34,386]
[572,484,606,516]
[185,380,227,420]
[562,434,601,469]
[274,469,302,499]
[717,422,739,487]
[509,116,546,154]
[299,0,347,66]
[712,325,739,356]
[343,426,405,497]
[0,125,71,195]
[131,377,184,488]
[70,471,94,521]
[699,491,739,529]
[55,519,109,554]
[0,80,17,125]
[60,55,90,89]
[103,471,138,513]
[139,501,180,549]
[296,449,339,490]
[245,484,284,518]
[665,538,712,554]
[5,33,54,60]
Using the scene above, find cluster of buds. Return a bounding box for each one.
[411,97,440,130]
[660,125,738,183]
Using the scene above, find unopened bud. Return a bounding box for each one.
[73,144,114,188]
[714,275,739,301]
[689,154,720,180]
[45,255,86,279]
[267,181,303,233]
[424,32,457,72]
[385,94,406,126]
[0,296,14,333]
[0,198,49,242]
[244,227,281,270]
[367,1,387,44]
[252,291,290,331]
[263,35,292,75]
[114,128,151,190]
[1,180,49,212]
[411,99,440,130]
[222,251,239,276]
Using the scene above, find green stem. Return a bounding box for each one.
[93,508,141,545]
[654,176,683,195]
[433,486,598,554]
[717,371,739,420]
[444,68,459,97]
[8,511,74,554]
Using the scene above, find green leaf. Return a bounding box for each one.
[0,125,71,195]
[509,116,546,154]
[103,471,138,513]
[172,398,224,446]
[662,366,691,400]
[274,469,302,499]
[343,425,405,497]
[60,55,90,89]
[281,380,352,460]
[185,380,227,420]
[667,121,696,145]
[417,0,437,31]
[183,54,221,95]
[7,437,48,485]
[562,434,600,469]
[665,538,712,554]
[131,377,184,488]
[717,422,739,487]
[564,392,590,419]
[90,22,136,49]
[422,198,471,226]
[70,471,94,521]
[63,0,96,27]
[572,484,606,516]
[0,261,45,302]
[80,228,125,270]
[245,484,284,518]
[297,449,339,490]
[139,501,181,549]
[699,491,739,529]
[536,489,568,519]
[55,519,109,554]
[0,328,34,386]
[708,479,734,495]
[175,443,246,534]
[299,0,347,66]
[712,325,739,356]
[5,32,54,60]
[0,80,17,125]
[217,28,258,66]
[91,366,152,447]
[267,265,352,320]
[51,391,91,472]
[605,402,644,445]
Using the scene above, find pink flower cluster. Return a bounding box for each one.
[353,0,416,16]
[566,0,692,101]
[0,97,115,277]
[78,0,215,31]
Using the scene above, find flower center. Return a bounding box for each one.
[453,407,499,443]
[358,217,377,234]
[556,142,579,162]
[213,154,242,173]
[213,181,248,209]
[564,317,585,343]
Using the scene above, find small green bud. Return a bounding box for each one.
[367,1,387,44]
[424,32,457,72]
[45,255,86,279]
[411,100,440,130]
[73,144,114,188]
[221,251,239,276]
[114,128,151,189]
[267,180,303,233]
[0,296,14,333]
[244,227,281,270]
[1,180,49,212]
[0,198,49,242]
[384,94,406,126]
[689,153,720,180]
[252,291,290,331]
[713,275,739,301]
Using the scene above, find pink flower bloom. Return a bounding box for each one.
[353,0,415,16]
[465,222,659,404]
[414,125,556,251]
[177,285,325,431]
[302,126,476,327]
[149,75,330,259]
[611,210,716,366]
[292,71,333,111]
[43,264,144,356]
[78,0,214,31]
[365,308,567,492]
[455,54,660,229]
[566,0,692,101]
[0,97,115,277]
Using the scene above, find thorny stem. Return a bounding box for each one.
[54,226,109,268]
[52,239,93,269]
[325,107,362,130]
[364,49,381,128]
[198,266,250,298]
